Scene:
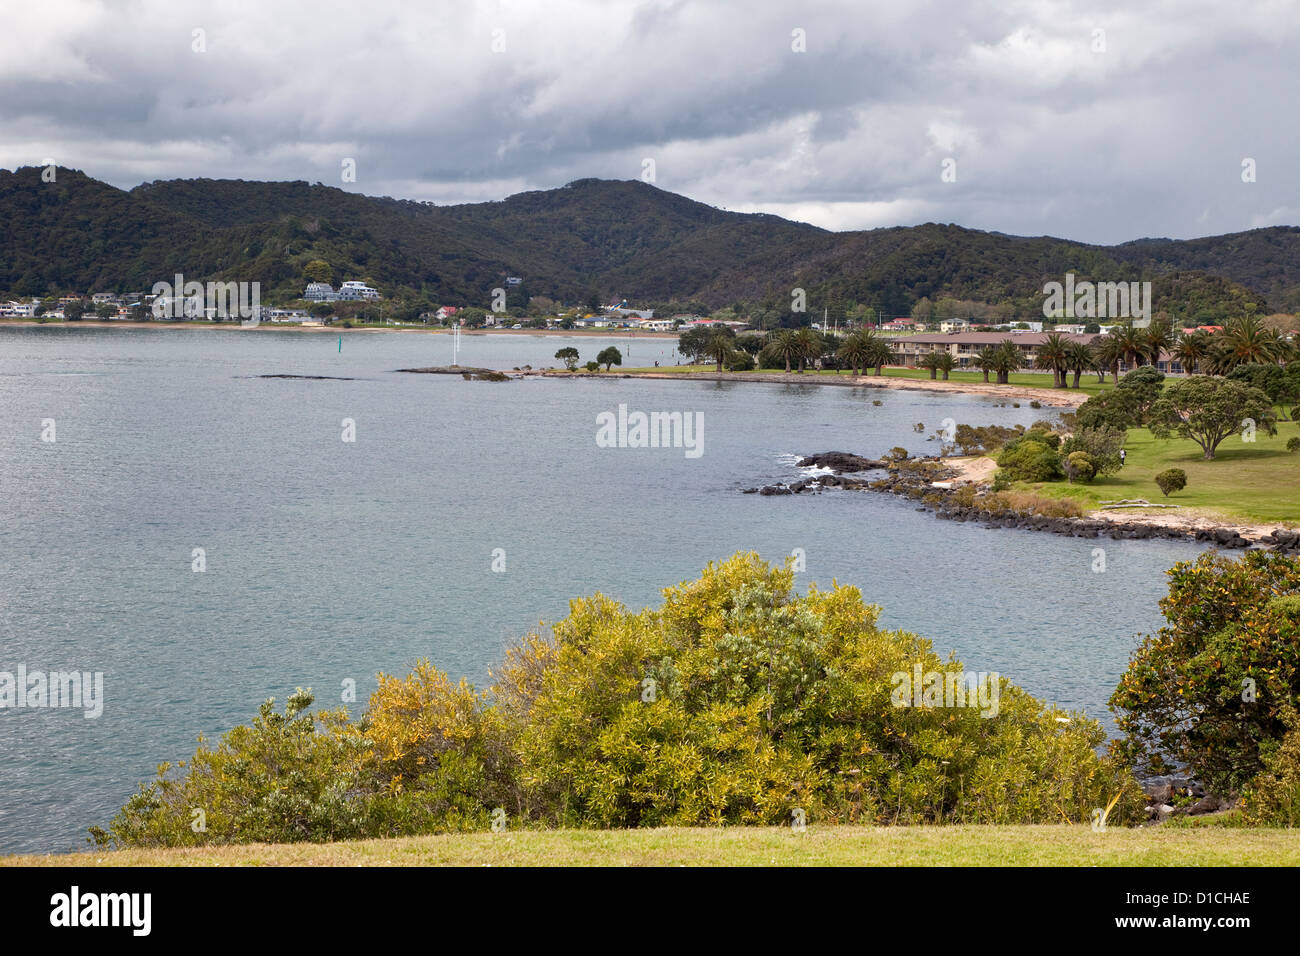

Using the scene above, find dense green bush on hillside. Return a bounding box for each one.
[91,554,1141,847]
[995,435,1063,483]
[1111,551,1300,798]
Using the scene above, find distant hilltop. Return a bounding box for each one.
[1,166,1297,321]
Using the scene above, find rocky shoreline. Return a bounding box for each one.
[744,451,1300,552]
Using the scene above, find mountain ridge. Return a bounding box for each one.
[2,166,1296,319]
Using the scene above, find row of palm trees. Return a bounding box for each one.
[1028,316,1295,388]
[696,315,1294,384]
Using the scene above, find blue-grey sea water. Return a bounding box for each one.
[0,326,1202,853]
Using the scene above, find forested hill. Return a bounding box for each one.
[2,165,1298,317]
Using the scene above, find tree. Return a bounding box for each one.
[1064,341,1094,389]
[304,259,333,284]
[1142,320,1174,368]
[1034,332,1070,388]
[1063,451,1097,483]
[1226,362,1300,407]
[974,346,999,384]
[762,329,801,372]
[1211,315,1282,372]
[1110,551,1300,794]
[1115,366,1165,423]
[1094,334,1125,384]
[596,346,622,372]
[792,327,820,372]
[836,332,871,376]
[934,352,956,380]
[990,341,1024,384]
[677,326,713,364]
[1061,425,1126,476]
[864,335,894,376]
[705,327,737,372]
[1172,330,1211,374]
[1112,324,1144,372]
[1147,376,1277,459]
[918,351,942,380]
[1154,468,1187,497]
[554,347,580,371]
[64,300,86,321]
[995,438,1062,482]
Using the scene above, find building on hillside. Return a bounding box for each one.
[337,281,381,300]
[304,282,338,302]
[637,318,675,332]
[938,318,973,333]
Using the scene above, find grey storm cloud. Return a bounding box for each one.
[1,0,1298,244]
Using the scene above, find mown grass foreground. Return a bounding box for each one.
[7,825,1298,867]
[1023,422,1300,525]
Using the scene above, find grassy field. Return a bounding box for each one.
[6,824,1298,867]
[1019,419,1300,525]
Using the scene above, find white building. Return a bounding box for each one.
[303,282,338,301]
[338,281,381,300]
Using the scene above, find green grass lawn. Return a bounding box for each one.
[6,824,1297,867]
[1017,419,1300,525]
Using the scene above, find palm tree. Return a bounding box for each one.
[975,346,999,384]
[1172,329,1210,374]
[991,340,1024,384]
[865,336,894,376]
[705,327,736,372]
[918,351,943,380]
[1095,334,1125,383]
[1035,332,1071,388]
[792,327,820,372]
[1064,341,1094,389]
[1216,315,1280,371]
[836,332,871,376]
[934,352,956,381]
[762,330,800,372]
[1142,320,1175,369]
[1113,324,1144,372]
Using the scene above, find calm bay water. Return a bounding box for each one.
[0,326,1203,853]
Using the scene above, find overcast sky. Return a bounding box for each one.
[2,0,1297,245]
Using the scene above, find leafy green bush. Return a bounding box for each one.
[584,360,600,372]
[725,350,755,372]
[1060,425,1126,477]
[94,555,1144,846]
[995,439,1062,483]
[1287,437,1300,453]
[1063,451,1097,483]
[1075,389,1141,430]
[1241,705,1300,826]
[1111,552,1300,795]
[1154,468,1187,496]
[952,423,1024,456]
[89,690,370,848]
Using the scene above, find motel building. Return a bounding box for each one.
[889,331,1102,370]
[889,331,1194,375]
